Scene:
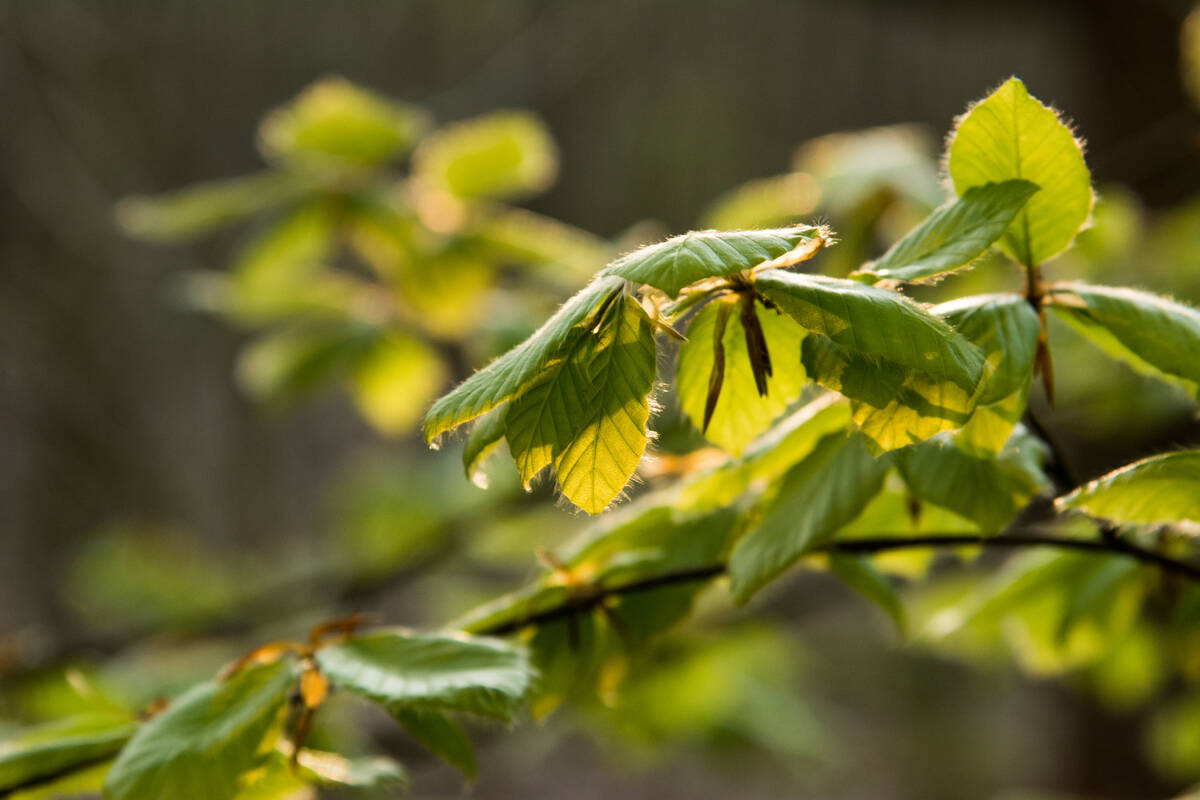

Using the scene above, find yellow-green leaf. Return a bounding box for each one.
[1058,450,1200,526]
[413,111,557,200]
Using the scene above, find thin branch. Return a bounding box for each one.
[475,529,1200,636]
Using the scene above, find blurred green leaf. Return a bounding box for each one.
[237,323,379,405]
[605,226,824,298]
[729,432,888,603]
[947,77,1092,267]
[852,180,1038,284]
[413,111,556,200]
[794,124,943,213]
[0,715,134,794]
[350,332,447,435]
[259,77,430,169]
[1046,282,1200,396]
[104,659,298,800]
[700,173,819,230]
[676,299,807,455]
[829,553,907,635]
[392,708,476,779]
[1058,450,1200,526]
[1184,5,1200,108]
[315,630,532,721]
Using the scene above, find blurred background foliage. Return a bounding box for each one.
[3,1,1200,798]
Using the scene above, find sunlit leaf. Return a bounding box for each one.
[259,77,430,169]
[0,715,134,795]
[1058,450,1200,526]
[729,432,888,603]
[700,173,819,231]
[104,659,298,800]
[315,630,532,721]
[947,77,1093,266]
[852,180,1038,284]
[424,276,622,440]
[604,226,824,298]
[237,323,378,404]
[676,298,807,454]
[413,111,557,200]
[462,405,508,487]
[350,332,447,435]
[1046,282,1200,395]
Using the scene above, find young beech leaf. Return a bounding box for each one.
[1057,450,1200,526]
[0,715,135,794]
[852,179,1039,284]
[103,659,298,800]
[754,270,985,394]
[729,432,888,603]
[423,276,622,441]
[314,629,532,721]
[545,292,658,514]
[898,431,1048,533]
[947,77,1093,267]
[676,298,807,455]
[462,405,508,487]
[603,226,824,298]
[1045,282,1200,396]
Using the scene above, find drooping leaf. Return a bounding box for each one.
[729,432,888,603]
[544,292,658,514]
[314,630,532,721]
[412,111,557,200]
[392,708,476,779]
[1058,450,1200,526]
[0,715,135,795]
[676,298,807,454]
[755,269,985,394]
[103,659,298,800]
[114,172,311,242]
[462,405,508,487]
[258,77,430,169]
[604,226,824,298]
[675,395,852,512]
[424,276,622,440]
[897,430,1048,533]
[947,77,1093,267]
[1045,282,1200,396]
[852,180,1039,284]
[829,553,907,635]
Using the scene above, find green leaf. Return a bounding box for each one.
[236,322,378,404]
[115,172,310,242]
[604,226,824,298]
[700,173,819,231]
[314,629,533,721]
[947,77,1093,267]
[729,432,888,603]
[755,270,985,394]
[937,292,1040,406]
[898,431,1048,533]
[424,276,622,441]
[0,715,134,794]
[462,405,508,488]
[413,111,557,200]
[675,394,852,512]
[852,180,1039,284]
[676,299,807,454]
[392,708,476,779]
[1057,450,1200,526]
[829,553,907,635]
[103,659,298,800]
[504,291,657,514]
[1045,282,1200,395]
[350,332,448,435]
[258,77,430,169]
[8,762,110,800]
[471,207,612,284]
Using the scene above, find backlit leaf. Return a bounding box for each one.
[413,111,557,200]
[604,226,824,298]
[350,333,447,435]
[1058,450,1200,526]
[462,405,508,487]
[676,298,807,454]
[947,77,1093,267]
[852,180,1038,284]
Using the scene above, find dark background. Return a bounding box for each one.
[2,2,1199,798]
